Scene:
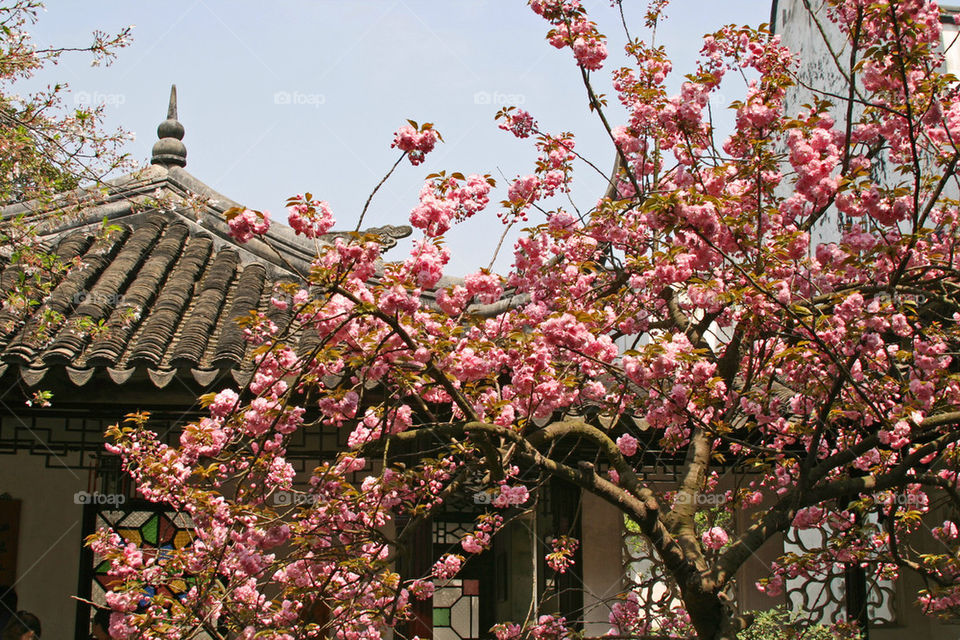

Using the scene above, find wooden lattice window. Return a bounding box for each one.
[623,518,684,619]
[784,526,896,627]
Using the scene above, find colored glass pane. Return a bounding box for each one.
[433,608,451,627]
[142,513,159,545]
[117,528,142,545]
[86,507,195,610]
[173,530,193,549]
[157,512,176,545]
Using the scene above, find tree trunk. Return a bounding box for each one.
[682,582,725,639]
[681,579,753,640]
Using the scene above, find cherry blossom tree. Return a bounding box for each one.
[0,1,131,203]
[95,1,960,639]
[0,0,132,365]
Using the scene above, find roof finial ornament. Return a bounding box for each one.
[166,83,178,120]
[151,84,187,168]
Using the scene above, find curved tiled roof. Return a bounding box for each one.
[0,89,412,394]
[0,211,302,390]
[0,183,411,392]
[0,203,412,392]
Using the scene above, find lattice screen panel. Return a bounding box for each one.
[784,526,896,626]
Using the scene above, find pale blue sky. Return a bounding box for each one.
[28,1,770,274]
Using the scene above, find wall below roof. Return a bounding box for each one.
[580,492,624,636]
[0,450,88,640]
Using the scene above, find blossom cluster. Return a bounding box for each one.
[409,172,493,237]
[227,207,271,243]
[391,123,440,165]
[545,535,579,573]
[530,0,607,70]
[286,193,335,238]
[497,108,537,139]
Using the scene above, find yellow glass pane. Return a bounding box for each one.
[117,528,142,545]
[173,530,193,549]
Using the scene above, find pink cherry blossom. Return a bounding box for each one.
[391,124,441,165]
[701,527,729,551]
[431,553,463,579]
[616,433,638,457]
[228,208,270,243]
[287,194,335,238]
[498,109,537,138]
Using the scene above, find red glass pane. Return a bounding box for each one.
[462,579,479,595]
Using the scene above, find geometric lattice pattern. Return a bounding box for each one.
[90,507,195,608]
[0,413,349,472]
[433,520,473,548]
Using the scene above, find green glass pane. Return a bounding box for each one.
[141,513,159,546]
[433,608,451,628]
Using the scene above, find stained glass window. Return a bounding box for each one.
[432,578,480,640]
[431,521,482,640]
[90,507,195,608]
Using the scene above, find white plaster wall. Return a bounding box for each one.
[0,450,89,640]
[774,0,850,118]
[774,0,960,199]
[771,0,858,244]
[579,492,623,637]
[943,22,960,73]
